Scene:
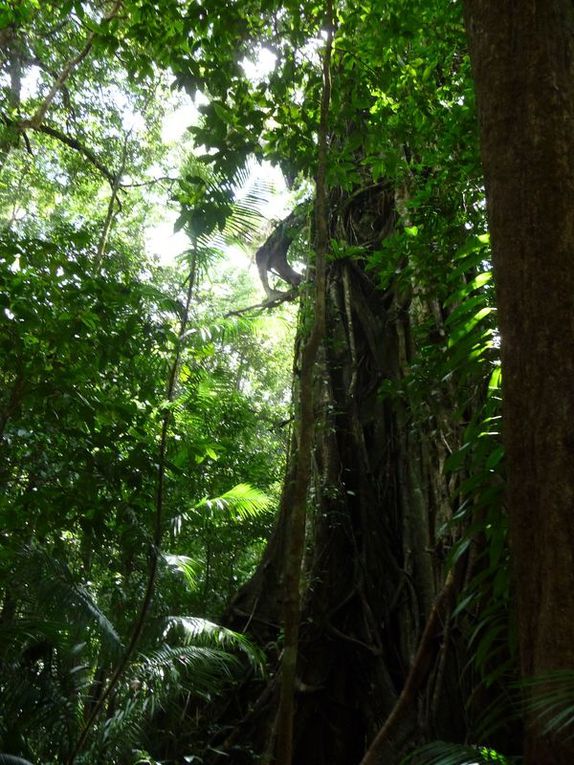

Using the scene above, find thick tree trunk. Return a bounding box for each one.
[463,3,574,762]
[219,184,470,764]
[287,265,457,765]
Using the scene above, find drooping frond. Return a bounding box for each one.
[77,617,265,760]
[163,615,265,673]
[162,554,199,591]
[12,546,122,655]
[521,670,574,739]
[85,695,146,762]
[137,643,238,701]
[403,742,514,765]
[195,483,272,520]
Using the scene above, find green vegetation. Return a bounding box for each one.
[1,1,573,764]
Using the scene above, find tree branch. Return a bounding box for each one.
[94,132,129,267]
[223,288,300,319]
[119,175,179,188]
[2,114,116,185]
[26,0,123,128]
[24,121,116,185]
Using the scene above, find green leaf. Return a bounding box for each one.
[213,101,234,124]
[163,554,199,590]
[197,483,272,519]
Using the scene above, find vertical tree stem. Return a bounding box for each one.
[66,255,198,764]
[274,4,334,764]
[359,571,455,765]
[94,133,130,269]
[463,3,574,761]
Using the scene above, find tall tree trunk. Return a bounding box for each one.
[463,3,574,763]
[220,182,471,764]
[274,6,332,758]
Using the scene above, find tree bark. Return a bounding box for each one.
[211,181,471,765]
[463,3,574,762]
[273,5,333,762]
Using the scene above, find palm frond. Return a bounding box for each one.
[520,670,574,739]
[83,621,264,760]
[137,643,238,698]
[163,615,265,673]
[224,157,278,236]
[177,157,275,251]
[204,314,259,345]
[0,616,76,658]
[85,695,145,762]
[222,199,265,245]
[403,741,514,765]
[12,546,122,656]
[131,751,163,765]
[196,483,272,520]
[0,622,86,757]
[473,685,521,742]
[162,554,199,591]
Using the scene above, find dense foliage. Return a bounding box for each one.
[1,1,571,764]
[0,4,296,760]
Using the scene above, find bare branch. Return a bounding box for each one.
[119,175,179,189]
[223,288,300,319]
[95,132,130,267]
[3,116,116,185]
[27,0,123,128]
[21,131,33,155]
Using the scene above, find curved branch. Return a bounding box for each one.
[223,288,300,319]
[29,122,116,185]
[27,0,123,128]
[2,116,116,185]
